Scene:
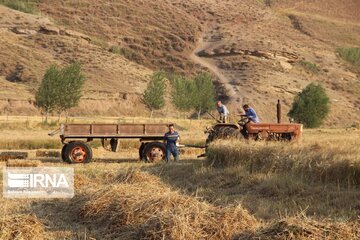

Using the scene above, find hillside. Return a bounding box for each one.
[0,0,359,126]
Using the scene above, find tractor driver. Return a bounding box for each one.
[241,104,260,137]
[216,101,230,123]
[242,104,259,123]
[163,124,180,163]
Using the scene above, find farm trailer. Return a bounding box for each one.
[53,123,172,164]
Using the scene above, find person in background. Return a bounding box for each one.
[163,124,180,163]
[216,101,230,123]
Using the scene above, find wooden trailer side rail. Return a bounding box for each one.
[60,123,172,139]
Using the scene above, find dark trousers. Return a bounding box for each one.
[166,144,179,162]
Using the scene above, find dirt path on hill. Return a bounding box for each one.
[190,23,245,103]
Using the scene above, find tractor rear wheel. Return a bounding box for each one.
[143,142,166,163]
[206,126,242,145]
[64,141,93,164]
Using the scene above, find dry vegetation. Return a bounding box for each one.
[0,116,360,239]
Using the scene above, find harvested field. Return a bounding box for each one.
[78,170,258,239]
[0,121,359,239]
[0,214,46,240]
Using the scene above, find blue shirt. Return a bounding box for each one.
[245,107,260,123]
[217,105,229,116]
[164,131,180,146]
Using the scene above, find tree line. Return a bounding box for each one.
[34,63,330,128]
[143,71,216,119]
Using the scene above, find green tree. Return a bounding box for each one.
[192,72,216,119]
[35,65,61,121]
[171,75,196,113]
[143,71,166,117]
[288,83,330,128]
[35,62,86,121]
[56,61,86,117]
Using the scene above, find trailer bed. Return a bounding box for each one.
[57,123,173,164]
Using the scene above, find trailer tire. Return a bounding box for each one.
[143,142,165,163]
[61,144,69,162]
[139,143,147,161]
[64,141,93,164]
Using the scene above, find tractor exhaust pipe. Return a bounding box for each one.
[277,99,281,123]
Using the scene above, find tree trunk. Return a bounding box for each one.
[197,109,201,120]
[65,111,69,122]
[150,109,153,118]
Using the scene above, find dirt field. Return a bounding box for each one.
[1,117,360,239]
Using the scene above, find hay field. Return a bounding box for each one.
[1,117,360,239]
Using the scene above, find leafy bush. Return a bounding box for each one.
[193,72,216,119]
[337,47,360,66]
[171,75,195,112]
[35,62,86,121]
[299,60,319,73]
[0,0,41,14]
[143,71,166,117]
[288,83,329,128]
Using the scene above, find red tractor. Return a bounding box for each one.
[205,101,303,144]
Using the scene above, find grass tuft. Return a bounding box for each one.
[299,60,320,73]
[337,47,360,66]
[0,0,41,14]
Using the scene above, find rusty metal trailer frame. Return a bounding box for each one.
[58,123,172,164]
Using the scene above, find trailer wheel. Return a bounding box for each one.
[143,142,165,163]
[139,143,147,161]
[64,141,93,164]
[61,144,69,162]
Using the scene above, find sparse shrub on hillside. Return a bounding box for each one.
[299,60,319,73]
[119,47,135,60]
[143,71,166,117]
[193,72,216,119]
[288,83,329,128]
[0,0,41,14]
[91,37,109,50]
[109,45,135,60]
[337,47,360,66]
[35,62,86,121]
[109,45,121,54]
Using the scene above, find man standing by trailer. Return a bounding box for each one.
[216,101,230,123]
[163,124,180,163]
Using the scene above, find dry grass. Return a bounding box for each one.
[207,139,360,186]
[78,169,258,239]
[0,214,45,240]
[0,126,360,239]
[6,159,41,167]
[238,217,360,240]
